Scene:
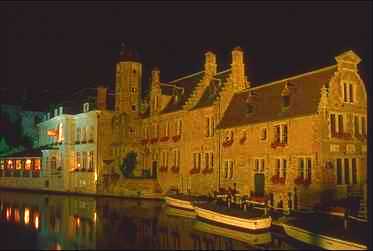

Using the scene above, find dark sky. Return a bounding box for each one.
[3,1,371,109]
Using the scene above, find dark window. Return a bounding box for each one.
[276,159,280,176]
[352,158,357,184]
[307,158,312,180]
[282,159,287,179]
[330,114,336,135]
[349,84,354,102]
[282,125,288,144]
[299,159,304,179]
[354,116,359,136]
[336,159,342,185]
[343,83,348,102]
[247,104,254,114]
[274,126,281,143]
[361,117,366,135]
[338,115,344,133]
[344,158,350,184]
[283,95,290,107]
[131,105,136,111]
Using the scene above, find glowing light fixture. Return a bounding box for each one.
[24,208,30,224]
[34,215,39,230]
[93,212,97,223]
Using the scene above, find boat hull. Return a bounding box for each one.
[194,206,271,231]
[193,220,272,245]
[165,196,195,211]
[282,223,367,250]
[165,205,196,219]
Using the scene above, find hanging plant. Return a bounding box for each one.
[172,135,181,142]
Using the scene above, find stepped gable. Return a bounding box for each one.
[193,69,231,110]
[217,65,337,129]
[161,71,205,114]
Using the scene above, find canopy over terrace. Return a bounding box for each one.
[0,148,47,177]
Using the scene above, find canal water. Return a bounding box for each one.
[0,190,320,250]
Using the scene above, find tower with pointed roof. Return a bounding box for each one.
[115,44,142,117]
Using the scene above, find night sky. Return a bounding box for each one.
[3,1,371,110]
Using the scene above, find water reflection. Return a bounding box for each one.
[0,190,318,250]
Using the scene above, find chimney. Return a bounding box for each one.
[96,86,107,110]
[231,46,249,91]
[151,67,160,86]
[204,51,217,76]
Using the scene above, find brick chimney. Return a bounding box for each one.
[204,51,217,77]
[231,46,249,91]
[151,67,160,87]
[96,86,107,110]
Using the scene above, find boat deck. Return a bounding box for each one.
[197,202,266,219]
[284,213,368,246]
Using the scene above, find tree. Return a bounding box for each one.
[0,137,10,155]
[121,151,137,177]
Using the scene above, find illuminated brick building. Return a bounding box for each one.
[112,47,367,214]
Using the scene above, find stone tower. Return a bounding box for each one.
[115,45,142,117]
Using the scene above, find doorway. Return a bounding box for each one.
[254,173,265,196]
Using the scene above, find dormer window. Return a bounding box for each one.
[59,106,63,115]
[283,95,290,107]
[54,108,58,117]
[83,102,90,112]
[47,113,50,120]
[247,103,254,114]
[342,81,354,103]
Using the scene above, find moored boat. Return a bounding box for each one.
[165,205,196,219]
[194,203,272,231]
[282,223,367,250]
[165,194,209,211]
[193,220,272,246]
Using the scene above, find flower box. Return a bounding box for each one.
[222,139,233,147]
[160,136,170,142]
[202,168,213,174]
[271,141,286,149]
[171,166,179,173]
[189,168,200,175]
[239,136,247,145]
[294,176,311,186]
[172,135,181,142]
[150,138,159,144]
[159,166,168,172]
[141,139,149,145]
[271,175,285,184]
[332,132,352,140]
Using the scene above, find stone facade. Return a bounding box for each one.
[111,47,366,213]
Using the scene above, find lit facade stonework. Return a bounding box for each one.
[112,48,367,213]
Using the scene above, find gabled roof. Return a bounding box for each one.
[193,69,231,110]
[161,71,205,114]
[217,65,337,129]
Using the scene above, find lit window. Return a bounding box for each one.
[131,87,137,93]
[54,109,58,117]
[59,106,63,115]
[7,160,14,169]
[25,159,32,170]
[260,128,267,141]
[76,152,81,170]
[16,160,21,170]
[82,152,87,170]
[58,123,64,142]
[89,151,94,171]
[83,102,90,112]
[273,124,288,144]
